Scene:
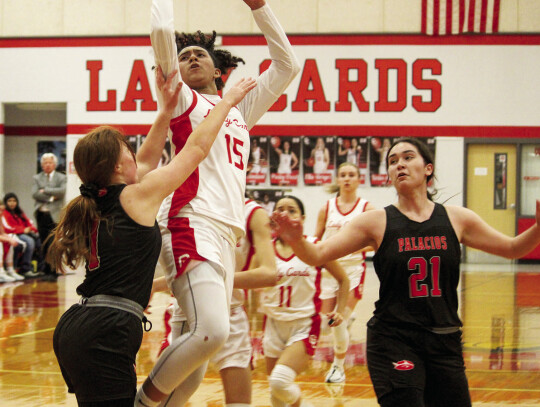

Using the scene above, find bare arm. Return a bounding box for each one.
[323,259,349,327]
[122,78,257,226]
[448,201,540,259]
[272,209,385,266]
[314,203,328,240]
[234,208,278,289]
[136,67,180,179]
[290,152,299,170]
[150,276,170,296]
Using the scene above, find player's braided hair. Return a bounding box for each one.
[175,30,245,90]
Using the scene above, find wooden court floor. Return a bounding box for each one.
[0,262,539,406]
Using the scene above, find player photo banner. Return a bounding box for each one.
[247,188,287,217]
[247,136,269,185]
[303,136,335,186]
[269,136,301,186]
[336,137,368,185]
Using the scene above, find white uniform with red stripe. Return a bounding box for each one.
[262,236,322,357]
[262,236,322,321]
[151,0,299,284]
[231,199,263,308]
[320,197,369,300]
[163,200,263,370]
[144,1,298,401]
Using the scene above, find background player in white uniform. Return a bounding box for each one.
[311,137,329,174]
[150,199,277,406]
[275,140,298,174]
[136,1,300,405]
[315,162,376,383]
[262,196,349,407]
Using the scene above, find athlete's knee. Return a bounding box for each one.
[193,315,229,356]
[333,322,349,354]
[379,387,423,407]
[268,364,300,405]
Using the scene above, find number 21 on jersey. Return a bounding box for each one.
[408,256,442,298]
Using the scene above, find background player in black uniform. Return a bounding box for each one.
[47,71,256,406]
[272,137,540,407]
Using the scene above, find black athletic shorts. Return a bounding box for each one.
[366,317,471,407]
[53,304,143,403]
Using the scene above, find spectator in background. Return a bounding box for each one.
[3,192,43,278]
[0,203,25,282]
[32,153,66,281]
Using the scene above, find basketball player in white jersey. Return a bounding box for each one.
[311,137,329,174]
[315,162,376,383]
[150,199,277,406]
[135,2,300,404]
[262,195,349,407]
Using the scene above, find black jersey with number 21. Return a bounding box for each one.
[373,203,462,330]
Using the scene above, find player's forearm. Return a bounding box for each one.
[252,4,300,77]
[334,276,350,316]
[234,266,277,289]
[150,0,177,77]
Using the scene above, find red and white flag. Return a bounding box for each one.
[421,0,501,36]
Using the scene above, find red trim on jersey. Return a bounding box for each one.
[273,239,296,262]
[88,221,100,271]
[335,197,361,216]
[242,205,263,271]
[313,266,322,314]
[167,217,207,278]
[302,313,321,356]
[354,266,367,300]
[199,92,241,113]
[168,91,199,219]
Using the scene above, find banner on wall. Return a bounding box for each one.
[336,137,368,185]
[303,136,335,186]
[246,136,269,185]
[269,136,301,186]
[2,36,540,136]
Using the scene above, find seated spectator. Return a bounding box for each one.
[0,204,25,281]
[2,193,42,278]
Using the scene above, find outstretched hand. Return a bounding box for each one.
[271,211,303,244]
[243,0,266,10]
[222,77,257,107]
[155,65,182,115]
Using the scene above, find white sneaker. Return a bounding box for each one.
[0,268,16,283]
[325,365,346,383]
[6,268,24,281]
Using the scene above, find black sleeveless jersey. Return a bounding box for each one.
[76,184,161,309]
[372,203,462,330]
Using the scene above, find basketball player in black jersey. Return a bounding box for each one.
[47,71,256,407]
[272,137,540,407]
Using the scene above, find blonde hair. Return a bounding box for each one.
[325,162,360,195]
